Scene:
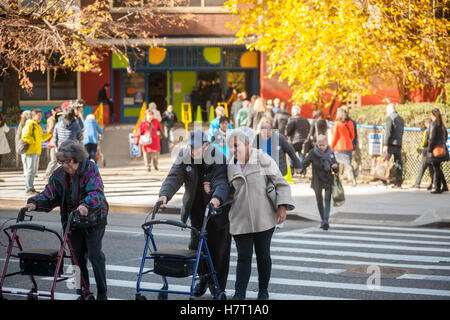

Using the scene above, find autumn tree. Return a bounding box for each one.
[0,0,191,116]
[225,0,449,115]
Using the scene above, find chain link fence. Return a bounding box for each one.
[354,124,450,185]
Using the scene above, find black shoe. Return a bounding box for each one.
[194,276,208,297]
[257,290,269,300]
[97,294,108,300]
[443,187,449,192]
[427,184,433,191]
[431,190,443,194]
[230,292,246,300]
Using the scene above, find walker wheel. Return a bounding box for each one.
[86,294,96,300]
[135,293,147,300]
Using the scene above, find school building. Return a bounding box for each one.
[0,1,440,124]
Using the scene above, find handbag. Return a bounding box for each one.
[17,123,35,154]
[139,121,153,146]
[332,174,345,207]
[266,180,278,212]
[432,144,446,158]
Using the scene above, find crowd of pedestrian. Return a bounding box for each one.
[11,101,103,194]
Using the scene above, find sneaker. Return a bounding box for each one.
[323,220,329,231]
[320,220,326,230]
[230,291,246,300]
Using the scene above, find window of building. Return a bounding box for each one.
[18,70,78,101]
[21,71,48,101]
[344,94,361,109]
[50,69,77,100]
[123,73,146,105]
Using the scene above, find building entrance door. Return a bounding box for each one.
[148,72,167,114]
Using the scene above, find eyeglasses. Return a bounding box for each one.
[57,158,73,165]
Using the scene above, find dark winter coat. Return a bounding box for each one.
[428,121,449,162]
[302,146,339,189]
[272,110,291,136]
[384,112,404,146]
[159,144,230,225]
[254,131,302,176]
[27,160,108,226]
[286,115,311,145]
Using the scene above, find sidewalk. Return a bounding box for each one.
[1,153,449,228]
[1,122,449,228]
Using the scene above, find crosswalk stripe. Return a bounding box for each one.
[229,275,450,298]
[263,253,450,271]
[329,224,450,234]
[280,229,450,240]
[101,275,450,298]
[271,237,450,253]
[396,274,450,281]
[1,287,122,300]
[268,245,450,263]
[89,277,348,300]
[273,232,450,246]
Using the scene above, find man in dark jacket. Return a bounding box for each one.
[383,103,404,187]
[286,106,311,160]
[157,130,231,297]
[272,102,292,136]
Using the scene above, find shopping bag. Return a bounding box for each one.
[332,174,345,207]
[370,154,394,181]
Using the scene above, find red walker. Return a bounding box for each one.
[0,208,93,300]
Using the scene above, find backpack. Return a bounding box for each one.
[17,123,35,154]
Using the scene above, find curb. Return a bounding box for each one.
[2,199,448,229]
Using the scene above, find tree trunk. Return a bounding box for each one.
[397,81,410,104]
[2,68,20,117]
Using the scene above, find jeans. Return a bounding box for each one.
[415,155,434,187]
[24,153,40,192]
[388,145,403,186]
[313,186,332,221]
[335,150,356,184]
[189,215,231,292]
[45,148,58,178]
[143,151,159,170]
[164,126,174,143]
[233,227,275,297]
[84,143,98,161]
[70,224,107,297]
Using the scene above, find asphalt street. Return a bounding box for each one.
[1,209,450,300]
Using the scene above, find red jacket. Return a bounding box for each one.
[331,120,355,151]
[135,119,162,152]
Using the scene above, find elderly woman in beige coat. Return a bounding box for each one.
[227,127,295,300]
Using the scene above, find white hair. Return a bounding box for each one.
[291,106,301,116]
[149,102,157,110]
[226,127,255,147]
[86,114,95,120]
[386,103,396,114]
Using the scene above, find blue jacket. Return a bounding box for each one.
[83,118,103,145]
[54,118,82,148]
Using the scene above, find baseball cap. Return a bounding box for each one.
[188,130,209,148]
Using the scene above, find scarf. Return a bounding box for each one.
[312,145,334,172]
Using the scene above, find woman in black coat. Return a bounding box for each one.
[428,108,449,194]
[301,134,339,230]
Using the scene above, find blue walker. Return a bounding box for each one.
[135,201,227,300]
